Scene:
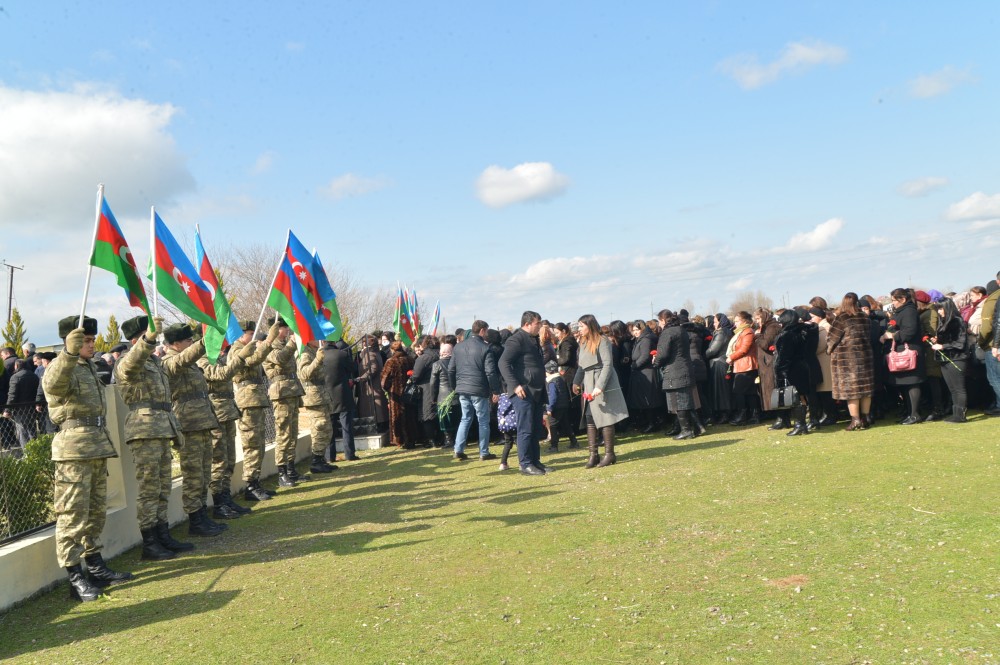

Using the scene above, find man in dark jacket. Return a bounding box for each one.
[323,340,359,461]
[498,311,547,475]
[447,320,500,461]
[0,347,16,407]
[5,358,41,445]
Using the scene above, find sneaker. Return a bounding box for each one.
[498,462,509,471]
[480,453,497,461]
[453,452,468,461]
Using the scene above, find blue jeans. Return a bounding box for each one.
[511,395,544,470]
[985,351,1000,408]
[455,394,491,457]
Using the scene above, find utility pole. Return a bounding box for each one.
[3,261,23,323]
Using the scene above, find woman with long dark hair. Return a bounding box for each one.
[773,309,813,436]
[705,313,735,423]
[628,320,663,432]
[881,288,926,424]
[572,314,628,468]
[930,297,971,422]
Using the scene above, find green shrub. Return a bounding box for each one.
[0,433,55,541]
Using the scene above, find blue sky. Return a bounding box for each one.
[2,2,998,343]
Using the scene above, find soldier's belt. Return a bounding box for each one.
[237,378,265,387]
[61,416,107,428]
[130,400,172,411]
[174,391,209,404]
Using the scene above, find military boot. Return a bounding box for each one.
[84,553,134,587]
[200,505,228,531]
[244,481,272,501]
[66,564,102,601]
[141,527,177,560]
[188,508,224,537]
[584,425,600,468]
[596,426,617,467]
[310,454,335,473]
[155,521,195,552]
[212,493,241,520]
[287,462,306,482]
[223,489,252,514]
[277,464,297,487]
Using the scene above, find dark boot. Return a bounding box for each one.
[310,454,336,473]
[943,406,967,423]
[84,553,134,587]
[567,431,580,449]
[728,409,747,426]
[224,489,252,515]
[243,481,272,501]
[155,521,195,552]
[201,505,228,531]
[277,464,297,488]
[748,408,761,425]
[66,564,102,601]
[673,411,696,440]
[287,462,305,482]
[188,507,223,537]
[787,406,809,436]
[597,426,617,467]
[441,431,454,449]
[692,411,707,436]
[667,416,682,436]
[584,425,600,468]
[141,527,177,560]
[768,413,790,430]
[212,493,242,520]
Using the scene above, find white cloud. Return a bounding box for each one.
[908,66,975,99]
[475,162,570,209]
[718,40,847,90]
[0,83,195,232]
[727,277,752,290]
[897,176,949,198]
[781,217,844,252]
[969,219,1000,231]
[251,151,276,175]
[318,173,390,201]
[945,192,1000,222]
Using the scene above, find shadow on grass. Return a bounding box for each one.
[620,437,742,463]
[467,511,582,527]
[0,589,239,660]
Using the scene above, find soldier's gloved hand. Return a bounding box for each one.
[145,317,164,343]
[65,327,87,355]
[266,321,280,344]
[317,345,326,359]
[237,341,257,359]
[286,336,297,350]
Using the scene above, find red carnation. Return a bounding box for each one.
[889,319,897,327]
[406,370,413,377]
[583,392,594,401]
[724,374,732,380]
[921,335,929,343]
[768,345,776,352]
[705,335,713,341]
[650,350,657,356]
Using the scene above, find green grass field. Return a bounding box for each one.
[1,418,997,664]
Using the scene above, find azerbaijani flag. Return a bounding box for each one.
[428,300,441,337]
[409,288,422,336]
[285,231,337,339]
[267,254,326,345]
[146,212,224,332]
[312,249,343,342]
[393,284,416,347]
[195,229,243,363]
[89,196,150,317]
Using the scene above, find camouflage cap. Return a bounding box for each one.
[58,315,98,339]
[121,315,149,341]
[163,323,194,344]
[266,315,289,328]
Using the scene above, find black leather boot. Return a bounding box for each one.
[768,413,790,430]
[155,521,195,552]
[212,493,242,520]
[943,406,967,423]
[310,454,336,473]
[141,527,177,560]
[728,409,747,426]
[787,406,809,436]
[666,416,682,436]
[66,564,102,601]
[287,462,305,482]
[597,426,617,467]
[223,489,252,514]
[568,431,580,449]
[188,508,224,537]
[244,481,272,501]
[673,411,696,440]
[84,553,134,587]
[277,464,297,487]
[200,505,228,531]
[692,411,707,436]
[584,425,600,468]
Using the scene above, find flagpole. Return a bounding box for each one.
[254,229,290,338]
[78,184,105,327]
[150,205,159,322]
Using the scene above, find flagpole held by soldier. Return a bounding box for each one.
[230,319,280,501]
[263,317,306,487]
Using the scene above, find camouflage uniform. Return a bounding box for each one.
[43,349,117,567]
[297,344,332,456]
[162,340,217,514]
[197,352,244,495]
[263,338,304,467]
[113,338,181,530]
[229,337,271,483]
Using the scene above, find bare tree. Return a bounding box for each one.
[728,289,773,314]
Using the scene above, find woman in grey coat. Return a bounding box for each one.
[572,314,628,468]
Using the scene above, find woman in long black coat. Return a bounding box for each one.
[628,321,664,432]
[931,298,970,422]
[705,313,735,422]
[653,310,699,439]
[773,309,813,436]
[411,335,441,445]
[881,288,926,424]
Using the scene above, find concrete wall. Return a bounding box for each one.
[0,386,316,612]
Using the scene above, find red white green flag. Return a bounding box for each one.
[89,194,151,318]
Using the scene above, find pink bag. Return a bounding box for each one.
[886,339,918,373]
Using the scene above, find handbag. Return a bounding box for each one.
[497,393,518,433]
[401,380,422,406]
[886,339,918,373]
[769,380,798,410]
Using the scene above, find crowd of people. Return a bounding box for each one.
[23,269,1000,605]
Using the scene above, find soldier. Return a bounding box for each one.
[44,315,133,602]
[161,324,227,535]
[230,319,280,501]
[297,339,337,474]
[197,344,253,519]
[115,315,193,560]
[263,317,305,487]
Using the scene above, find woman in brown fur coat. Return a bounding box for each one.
[827,293,874,430]
[381,341,417,447]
